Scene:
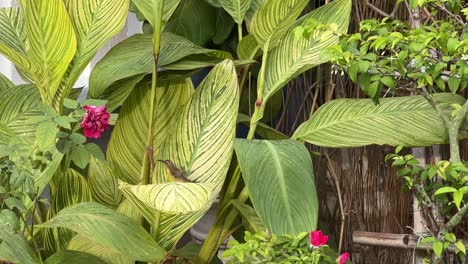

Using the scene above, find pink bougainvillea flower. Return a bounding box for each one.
[337,252,350,264]
[309,230,329,247]
[80,105,110,139]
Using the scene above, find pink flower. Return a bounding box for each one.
[80,105,110,139]
[337,252,350,264]
[309,230,329,247]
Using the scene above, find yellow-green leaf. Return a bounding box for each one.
[250,0,308,48]
[107,78,194,184]
[68,235,134,264]
[39,202,166,262]
[132,0,181,27]
[18,0,77,105]
[89,158,123,209]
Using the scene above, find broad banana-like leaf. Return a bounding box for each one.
[0,73,13,90]
[244,0,263,28]
[107,78,193,184]
[89,157,123,209]
[116,199,142,222]
[165,0,217,45]
[132,0,181,26]
[0,85,46,142]
[250,0,308,49]
[231,199,266,233]
[0,8,26,54]
[141,60,239,249]
[98,74,146,112]
[234,139,318,235]
[56,0,129,104]
[89,33,213,98]
[256,0,351,121]
[164,56,251,71]
[292,94,466,147]
[218,0,253,24]
[68,235,134,264]
[45,250,107,264]
[0,124,14,146]
[45,169,92,253]
[39,202,166,262]
[213,8,235,44]
[237,34,260,60]
[0,228,39,264]
[119,182,215,225]
[16,0,77,106]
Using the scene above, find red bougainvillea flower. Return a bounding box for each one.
[309,230,329,247]
[337,252,350,264]
[80,105,110,139]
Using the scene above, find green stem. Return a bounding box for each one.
[238,23,243,41]
[247,41,270,140]
[141,0,165,185]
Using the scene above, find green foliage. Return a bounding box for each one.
[329,18,468,101]
[222,231,339,263]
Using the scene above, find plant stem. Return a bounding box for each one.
[247,41,270,140]
[141,0,165,185]
[238,23,243,41]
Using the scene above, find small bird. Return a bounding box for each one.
[157,160,192,183]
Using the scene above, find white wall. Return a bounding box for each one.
[0,1,142,97]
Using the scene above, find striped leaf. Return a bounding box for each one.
[0,73,14,90]
[45,250,107,264]
[68,235,134,264]
[0,8,29,75]
[89,158,123,209]
[0,229,39,264]
[218,0,253,24]
[250,0,308,48]
[98,74,145,112]
[132,0,181,26]
[0,124,14,146]
[119,182,215,223]
[89,33,213,98]
[257,0,351,121]
[107,78,193,184]
[45,169,92,253]
[146,60,239,249]
[244,0,264,28]
[0,7,26,56]
[0,85,46,142]
[237,34,261,60]
[292,94,467,148]
[18,0,77,105]
[234,139,318,235]
[116,199,142,223]
[39,202,166,262]
[232,199,266,233]
[56,0,129,104]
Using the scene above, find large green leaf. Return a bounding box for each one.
[68,236,131,264]
[45,250,107,264]
[132,0,181,26]
[0,228,39,264]
[107,78,193,184]
[68,235,134,264]
[144,60,239,249]
[165,0,217,45]
[89,158,123,209]
[98,74,146,112]
[0,73,13,90]
[0,85,46,141]
[45,168,92,253]
[244,0,263,28]
[119,182,215,224]
[89,33,213,98]
[256,0,351,121]
[0,8,26,55]
[56,0,129,104]
[292,94,466,147]
[17,0,77,105]
[250,0,308,48]
[39,202,166,262]
[234,139,318,235]
[218,0,253,24]
[231,199,266,233]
